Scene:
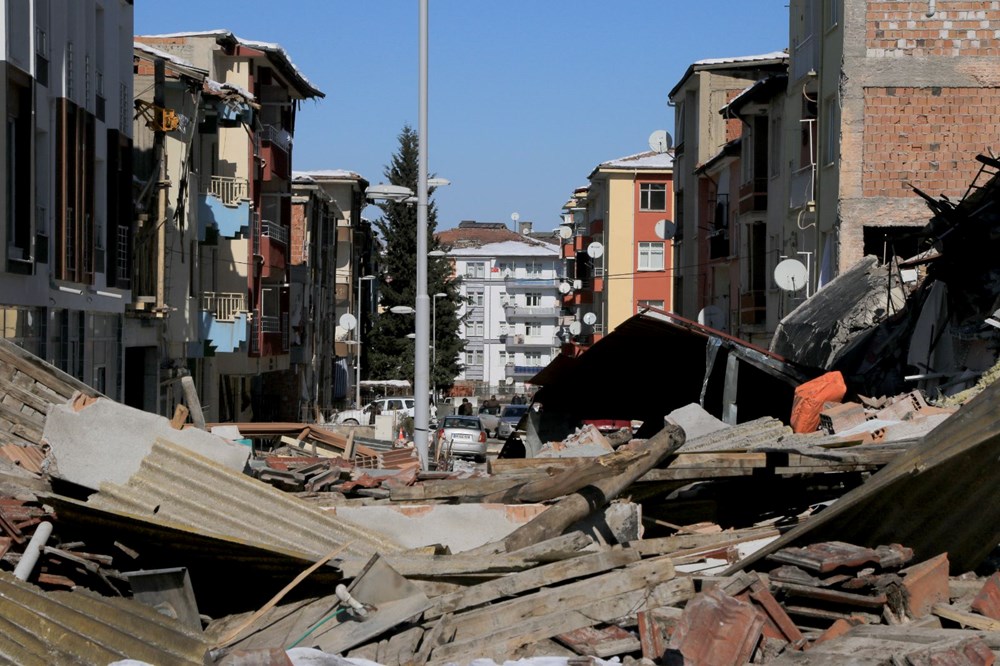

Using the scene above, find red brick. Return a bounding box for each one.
[971,573,1000,620]
[900,553,950,618]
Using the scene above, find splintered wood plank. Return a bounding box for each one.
[423,548,640,620]
[625,526,780,558]
[442,557,677,643]
[428,578,694,665]
[554,625,640,658]
[374,626,423,666]
[932,603,1000,632]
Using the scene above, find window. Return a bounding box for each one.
[640,183,667,211]
[823,96,839,165]
[465,262,485,279]
[525,292,541,307]
[468,289,483,307]
[638,242,664,271]
[638,300,664,311]
[465,321,484,337]
[525,352,542,367]
[525,261,543,277]
[496,261,512,277]
[525,322,539,338]
[466,349,483,366]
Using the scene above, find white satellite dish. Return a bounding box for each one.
[697,305,725,330]
[558,225,573,239]
[586,241,604,259]
[505,377,514,385]
[339,313,357,331]
[583,312,597,326]
[774,258,809,292]
[654,219,676,240]
[511,212,520,222]
[648,129,673,154]
[569,321,582,336]
[558,281,572,294]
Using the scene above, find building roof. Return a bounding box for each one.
[133,41,208,80]
[720,74,789,117]
[593,150,674,172]
[437,226,561,257]
[294,169,365,181]
[135,30,324,99]
[668,50,788,99]
[696,137,742,174]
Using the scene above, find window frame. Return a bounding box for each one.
[639,183,667,212]
[637,241,665,271]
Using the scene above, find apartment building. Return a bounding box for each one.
[561,150,675,352]
[132,30,322,421]
[668,52,789,334]
[438,221,562,395]
[1,0,134,398]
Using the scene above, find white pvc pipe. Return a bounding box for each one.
[14,521,53,580]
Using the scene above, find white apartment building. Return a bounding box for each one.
[438,222,562,395]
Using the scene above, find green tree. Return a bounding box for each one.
[366,125,464,393]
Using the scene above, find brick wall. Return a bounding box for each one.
[866,2,1000,56]
[291,203,307,264]
[862,86,1000,197]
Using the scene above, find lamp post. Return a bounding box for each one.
[355,274,376,408]
[413,0,432,470]
[432,292,447,400]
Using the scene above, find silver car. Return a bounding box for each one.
[435,415,488,463]
[497,404,530,439]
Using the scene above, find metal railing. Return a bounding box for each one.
[260,314,282,333]
[204,175,249,206]
[202,291,247,321]
[506,364,545,377]
[261,220,289,247]
[258,124,292,153]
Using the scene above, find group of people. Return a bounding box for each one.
[510,393,531,405]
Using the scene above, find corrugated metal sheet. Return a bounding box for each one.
[0,571,209,665]
[86,439,403,560]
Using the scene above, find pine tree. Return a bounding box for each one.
[366,125,464,394]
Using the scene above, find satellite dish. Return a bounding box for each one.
[558,281,572,294]
[339,313,357,331]
[558,225,573,239]
[697,305,725,330]
[569,321,582,335]
[774,258,809,292]
[505,377,514,385]
[511,212,520,222]
[648,129,673,154]
[586,241,604,259]
[654,219,676,240]
[583,312,597,326]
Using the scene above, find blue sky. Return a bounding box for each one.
[136,1,789,231]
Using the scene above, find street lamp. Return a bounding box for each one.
[355,274,376,408]
[432,292,447,400]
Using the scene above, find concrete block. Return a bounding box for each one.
[666,403,729,441]
[43,397,250,490]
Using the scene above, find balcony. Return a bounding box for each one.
[740,290,766,326]
[203,175,249,207]
[738,177,768,214]
[505,276,559,289]
[506,364,545,379]
[261,220,289,247]
[505,334,559,350]
[201,291,247,321]
[258,124,291,154]
[502,304,561,318]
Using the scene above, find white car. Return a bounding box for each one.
[334,397,416,425]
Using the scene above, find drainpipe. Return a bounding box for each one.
[926,0,936,17]
[14,521,53,580]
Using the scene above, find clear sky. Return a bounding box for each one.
[135,1,790,231]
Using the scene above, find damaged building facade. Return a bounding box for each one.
[666,0,1000,348]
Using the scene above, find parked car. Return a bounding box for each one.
[435,415,488,462]
[478,403,502,438]
[497,404,530,439]
[334,396,416,425]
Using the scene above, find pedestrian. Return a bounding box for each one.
[485,394,501,415]
[429,398,438,424]
[458,397,473,416]
[511,393,522,405]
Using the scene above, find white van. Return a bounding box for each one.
[334,396,416,425]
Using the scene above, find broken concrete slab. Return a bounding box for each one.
[42,396,250,490]
[665,403,730,441]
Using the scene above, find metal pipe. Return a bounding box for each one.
[413,0,431,470]
[14,521,53,580]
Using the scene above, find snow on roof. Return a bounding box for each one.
[597,150,674,170]
[133,41,207,78]
[136,30,323,99]
[449,240,561,258]
[293,169,365,180]
[203,78,255,102]
[693,50,788,66]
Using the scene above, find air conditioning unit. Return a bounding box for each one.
[572,280,582,290]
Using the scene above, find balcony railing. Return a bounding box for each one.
[504,276,559,288]
[260,314,282,333]
[203,175,249,207]
[258,124,292,153]
[261,220,289,247]
[505,334,559,349]
[202,291,247,321]
[503,305,561,318]
[506,364,545,378]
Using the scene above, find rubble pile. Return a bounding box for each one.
[0,157,1000,663]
